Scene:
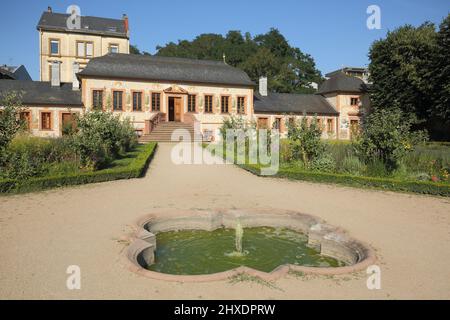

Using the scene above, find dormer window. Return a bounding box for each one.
[350,97,359,106]
[109,44,119,54]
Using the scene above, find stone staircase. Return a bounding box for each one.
[139,121,201,143]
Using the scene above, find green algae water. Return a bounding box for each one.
[148,227,345,275]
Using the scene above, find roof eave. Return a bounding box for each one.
[36,25,128,39]
[77,73,255,88]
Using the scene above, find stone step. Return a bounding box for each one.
[139,121,200,142]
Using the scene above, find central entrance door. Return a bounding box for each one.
[168,97,182,122]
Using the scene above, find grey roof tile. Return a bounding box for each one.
[37,12,127,38]
[254,92,338,115]
[318,72,367,94]
[0,80,82,106]
[78,53,255,87]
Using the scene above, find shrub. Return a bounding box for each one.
[365,158,390,177]
[0,92,24,159]
[310,153,336,172]
[0,143,157,194]
[1,135,77,179]
[325,140,355,167]
[73,111,138,169]
[220,115,248,140]
[280,139,294,163]
[354,108,428,171]
[286,115,324,166]
[341,156,365,175]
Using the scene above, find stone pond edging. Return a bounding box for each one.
[123,209,377,282]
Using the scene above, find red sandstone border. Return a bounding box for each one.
[122,209,377,282]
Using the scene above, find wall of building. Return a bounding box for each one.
[82,78,254,138]
[39,30,129,82]
[323,92,363,140]
[16,105,83,138]
[253,113,339,139]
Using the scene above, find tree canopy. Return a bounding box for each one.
[150,28,322,94]
[368,14,450,140]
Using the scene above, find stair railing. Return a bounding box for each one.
[144,112,165,135]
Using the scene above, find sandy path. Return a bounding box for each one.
[0,143,449,299]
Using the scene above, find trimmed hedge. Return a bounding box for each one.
[208,143,450,196]
[0,142,157,194]
[238,163,450,196]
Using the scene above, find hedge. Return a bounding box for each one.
[238,163,450,197]
[208,143,449,196]
[0,142,157,194]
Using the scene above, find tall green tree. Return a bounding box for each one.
[155,28,322,94]
[368,23,437,121]
[368,14,450,140]
[0,92,24,153]
[430,14,450,138]
[129,44,151,56]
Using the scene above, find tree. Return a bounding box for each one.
[368,23,437,121]
[129,44,151,56]
[368,15,450,140]
[286,115,324,166]
[430,14,450,139]
[155,28,322,94]
[0,91,24,154]
[355,108,427,171]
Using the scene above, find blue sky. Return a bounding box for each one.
[1,0,448,80]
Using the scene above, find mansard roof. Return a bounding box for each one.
[0,80,82,106]
[254,92,338,115]
[318,72,367,94]
[78,54,255,87]
[37,11,128,38]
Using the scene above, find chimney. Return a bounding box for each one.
[72,62,80,91]
[47,6,52,13]
[259,76,268,96]
[123,14,129,34]
[51,61,60,87]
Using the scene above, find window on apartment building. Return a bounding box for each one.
[41,112,52,130]
[151,93,161,111]
[221,96,229,113]
[112,90,123,111]
[204,95,213,113]
[77,41,94,57]
[327,119,333,133]
[237,96,246,114]
[92,90,103,110]
[50,39,59,55]
[187,94,196,112]
[109,44,119,54]
[350,97,359,106]
[133,92,142,111]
